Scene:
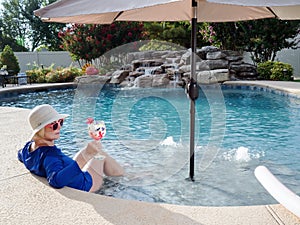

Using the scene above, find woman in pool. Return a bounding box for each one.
[18,104,124,192]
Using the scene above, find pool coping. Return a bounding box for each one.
[1,80,300,98]
[1,81,300,224]
[0,83,77,99]
[224,80,300,98]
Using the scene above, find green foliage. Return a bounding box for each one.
[0,0,65,51]
[45,67,83,83]
[0,19,28,51]
[199,22,221,48]
[0,45,20,75]
[143,22,210,49]
[242,19,300,63]
[26,63,53,83]
[26,63,83,83]
[257,61,274,80]
[143,22,189,48]
[270,62,293,81]
[58,22,146,63]
[257,61,293,81]
[203,22,244,51]
[139,40,185,51]
[209,19,300,63]
[0,35,27,52]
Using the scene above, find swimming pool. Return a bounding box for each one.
[1,85,300,206]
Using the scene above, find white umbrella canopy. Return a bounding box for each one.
[207,0,300,6]
[34,0,182,24]
[207,0,300,20]
[271,6,300,20]
[117,0,274,22]
[34,0,275,24]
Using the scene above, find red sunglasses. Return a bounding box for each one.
[46,119,64,131]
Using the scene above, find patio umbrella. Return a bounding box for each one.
[34,0,275,24]
[206,0,300,20]
[34,0,277,181]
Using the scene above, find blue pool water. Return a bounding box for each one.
[1,85,300,206]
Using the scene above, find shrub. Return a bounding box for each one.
[257,61,274,80]
[139,40,184,51]
[270,62,293,81]
[26,63,53,83]
[26,64,83,83]
[45,67,83,83]
[0,45,20,75]
[257,61,293,81]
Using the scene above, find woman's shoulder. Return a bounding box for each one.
[18,141,32,162]
[18,141,33,155]
[23,141,32,150]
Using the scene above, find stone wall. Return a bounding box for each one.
[75,46,258,88]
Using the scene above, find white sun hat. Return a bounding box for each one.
[28,104,69,140]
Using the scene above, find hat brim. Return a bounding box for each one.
[29,113,69,141]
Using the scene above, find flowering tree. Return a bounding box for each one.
[204,19,300,63]
[58,22,146,63]
[199,22,221,48]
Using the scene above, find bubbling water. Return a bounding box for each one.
[235,146,251,162]
[160,136,179,147]
[222,146,264,162]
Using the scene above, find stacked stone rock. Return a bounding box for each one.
[195,46,257,83]
[75,47,258,87]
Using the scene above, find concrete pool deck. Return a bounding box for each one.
[1,81,300,225]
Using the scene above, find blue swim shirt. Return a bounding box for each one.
[18,141,92,192]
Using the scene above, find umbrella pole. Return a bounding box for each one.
[188,0,199,182]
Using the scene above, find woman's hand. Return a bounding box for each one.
[85,140,102,157]
[74,140,103,169]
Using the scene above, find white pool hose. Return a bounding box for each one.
[254,165,300,218]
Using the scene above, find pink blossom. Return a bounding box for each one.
[107,34,113,40]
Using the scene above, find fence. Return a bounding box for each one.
[5,49,300,78]
[276,49,300,78]
[14,51,80,72]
